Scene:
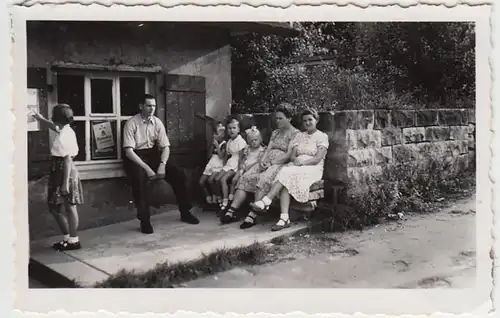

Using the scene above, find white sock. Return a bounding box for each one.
[245,211,257,222]
[68,236,79,244]
[262,196,272,206]
[222,198,229,206]
[277,213,289,226]
[229,194,234,201]
[63,234,70,241]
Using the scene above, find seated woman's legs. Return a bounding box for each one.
[271,187,291,231]
[251,181,284,211]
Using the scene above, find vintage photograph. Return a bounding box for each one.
[24,19,479,290]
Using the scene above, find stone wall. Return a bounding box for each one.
[236,108,476,188]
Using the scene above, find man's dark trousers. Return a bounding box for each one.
[123,147,192,222]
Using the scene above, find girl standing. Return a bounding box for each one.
[216,118,247,211]
[31,104,84,250]
[199,122,227,206]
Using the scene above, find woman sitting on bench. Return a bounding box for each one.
[219,102,299,229]
[250,108,329,231]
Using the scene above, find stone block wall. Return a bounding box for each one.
[235,108,475,188]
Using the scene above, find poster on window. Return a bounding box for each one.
[27,89,40,131]
[92,121,115,150]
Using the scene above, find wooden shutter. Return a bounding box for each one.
[163,74,207,168]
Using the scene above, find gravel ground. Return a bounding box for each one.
[182,195,476,288]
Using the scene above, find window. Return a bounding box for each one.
[54,71,154,179]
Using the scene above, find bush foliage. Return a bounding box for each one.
[311,154,475,233]
[231,22,475,113]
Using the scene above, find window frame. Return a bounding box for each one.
[50,69,156,180]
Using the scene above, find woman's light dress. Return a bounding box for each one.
[275,130,329,203]
[254,127,299,194]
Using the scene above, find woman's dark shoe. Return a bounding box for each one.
[271,218,291,232]
[181,212,200,224]
[240,215,257,229]
[140,221,154,234]
[53,240,82,251]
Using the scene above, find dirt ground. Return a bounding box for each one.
[182,195,476,288]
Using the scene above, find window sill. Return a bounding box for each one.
[75,161,126,180]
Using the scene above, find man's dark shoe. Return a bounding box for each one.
[140,221,154,234]
[181,212,200,224]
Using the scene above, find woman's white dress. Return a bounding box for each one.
[275,130,329,203]
[222,134,247,172]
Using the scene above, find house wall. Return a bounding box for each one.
[27,22,232,240]
[27,22,232,120]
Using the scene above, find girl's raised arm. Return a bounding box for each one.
[31,110,58,132]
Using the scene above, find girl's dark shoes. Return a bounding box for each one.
[52,240,81,251]
[220,210,238,224]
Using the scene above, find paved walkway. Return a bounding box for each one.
[29,207,306,287]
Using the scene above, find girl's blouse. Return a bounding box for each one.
[226,134,247,157]
[51,125,79,158]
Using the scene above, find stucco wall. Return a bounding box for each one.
[27,22,232,120]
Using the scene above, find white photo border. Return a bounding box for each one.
[4,2,497,316]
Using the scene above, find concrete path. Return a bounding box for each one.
[29,207,306,287]
[183,196,477,288]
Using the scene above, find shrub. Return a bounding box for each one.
[312,153,475,233]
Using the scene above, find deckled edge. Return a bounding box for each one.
[7,1,496,318]
[7,0,497,9]
[489,0,497,315]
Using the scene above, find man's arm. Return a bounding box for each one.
[159,146,170,165]
[156,119,171,175]
[124,147,156,177]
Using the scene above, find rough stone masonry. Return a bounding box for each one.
[237,108,475,190]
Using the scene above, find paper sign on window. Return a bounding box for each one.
[27,88,40,131]
[92,121,115,150]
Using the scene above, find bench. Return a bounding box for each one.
[197,112,347,218]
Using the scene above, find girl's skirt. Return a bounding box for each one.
[47,156,84,206]
[202,154,224,176]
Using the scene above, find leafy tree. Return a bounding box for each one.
[231,22,475,113]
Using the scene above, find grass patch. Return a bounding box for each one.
[93,242,271,288]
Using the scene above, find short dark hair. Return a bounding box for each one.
[52,104,74,125]
[275,102,295,119]
[143,94,156,103]
[301,108,319,121]
[227,117,240,128]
